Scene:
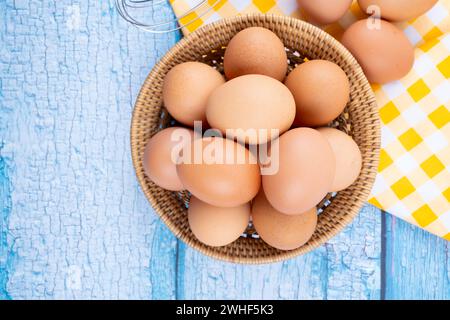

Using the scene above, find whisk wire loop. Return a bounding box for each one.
[115,0,221,33]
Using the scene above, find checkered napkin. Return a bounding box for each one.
[170,0,450,240]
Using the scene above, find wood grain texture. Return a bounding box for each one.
[383,214,450,300]
[0,0,179,299]
[177,204,381,300]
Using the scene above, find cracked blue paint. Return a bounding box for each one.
[0,152,14,300]
[0,0,179,299]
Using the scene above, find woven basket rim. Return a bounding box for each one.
[130,13,381,264]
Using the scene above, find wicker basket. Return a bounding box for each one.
[131,14,380,264]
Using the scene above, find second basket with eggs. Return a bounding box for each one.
[131,14,380,264]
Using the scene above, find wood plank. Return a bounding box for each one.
[0,156,14,300]
[0,0,179,299]
[177,204,382,300]
[383,214,450,300]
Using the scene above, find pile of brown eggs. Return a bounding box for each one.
[142,26,364,251]
[298,0,436,84]
[142,0,436,252]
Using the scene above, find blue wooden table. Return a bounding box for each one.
[0,0,449,300]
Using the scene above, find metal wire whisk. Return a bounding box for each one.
[115,0,219,33]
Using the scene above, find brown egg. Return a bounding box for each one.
[163,62,225,126]
[177,136,261,207]
[206,75,296,144]
[341,19,414,84]
[143,127,194,191]
[297,0,353,25]
[358,0,437,22]
[285,60,350,127]
[224,27,288,81]
[262,128,335,214]
[188,196,250,247]
[252,191,317,251]
[318,128,362,192]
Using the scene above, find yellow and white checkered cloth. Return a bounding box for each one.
[170,0,450,240]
